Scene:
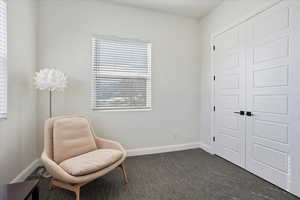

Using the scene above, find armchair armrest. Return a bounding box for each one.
[41,152,78,184]
[95,137,126,154]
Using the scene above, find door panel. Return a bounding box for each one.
[219,134,241,152]
[253,95,288,114]
[214,25,246,168]
[245,3,291,190]
[253,65,288,87]
[252,143,288,172]
[220,74,240,89]
[252,7,289,39]
[253,120,288,143]
[253,37,289,64]
[222,95,239,109]
[250,158,288,189]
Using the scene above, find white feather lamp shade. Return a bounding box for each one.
[34,68,67,91]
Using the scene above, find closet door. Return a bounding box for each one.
[245,3,291,190]
[213,25,247,168]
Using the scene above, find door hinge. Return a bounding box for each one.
[213,45,216,51]
[213,136,216,142]
[213,106,216,112]
[213,75,216,81]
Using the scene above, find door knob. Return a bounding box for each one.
[234,111,245,115]
[246,111,254,117]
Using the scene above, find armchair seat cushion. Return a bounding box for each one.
[59,149,123,176]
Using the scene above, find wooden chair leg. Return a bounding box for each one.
[75,186,80,200]
[51,180,82,200]
[48,181,53,190]
[120,163,128,184]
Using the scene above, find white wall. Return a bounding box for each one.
[0,0,37,184]
[198,0,281,148]
[37,0,201,153]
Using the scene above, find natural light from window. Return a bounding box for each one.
[91,37,152,111]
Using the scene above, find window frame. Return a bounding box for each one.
[91,35,152,112]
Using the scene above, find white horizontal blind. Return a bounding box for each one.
[92,37,151,110]
[0,0,7,119]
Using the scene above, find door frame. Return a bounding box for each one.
[209,0,282,155]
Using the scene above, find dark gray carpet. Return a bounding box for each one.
[28,149,299,200]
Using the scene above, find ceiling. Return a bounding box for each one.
[100,0,224,19]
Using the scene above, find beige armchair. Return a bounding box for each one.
[41,116,128,200]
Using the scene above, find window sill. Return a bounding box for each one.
[92,108,152,112]
[0,114,7,121]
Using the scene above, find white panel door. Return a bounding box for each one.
[245,2,291,190]
[213,25,247,168]
[213,1,300,195]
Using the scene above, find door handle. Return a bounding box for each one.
[234,111,245,115]
[246,111,254,117]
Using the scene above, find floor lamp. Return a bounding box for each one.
[34,68,68,118]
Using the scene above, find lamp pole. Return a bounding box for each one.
[49,90,52,118]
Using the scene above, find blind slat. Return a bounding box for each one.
[91,37,151,110]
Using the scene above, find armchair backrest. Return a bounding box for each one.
[44,116,98,164]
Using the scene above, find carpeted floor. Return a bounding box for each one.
[27,149,299,200]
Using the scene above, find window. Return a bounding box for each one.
[0,0,7,119]
[91,37,151,111]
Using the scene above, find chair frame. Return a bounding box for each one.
[50,163,128,200]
